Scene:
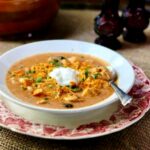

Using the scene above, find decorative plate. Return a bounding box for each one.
[0,64,149,140]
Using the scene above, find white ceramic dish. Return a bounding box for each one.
[0,40,135,128]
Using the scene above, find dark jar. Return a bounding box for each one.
[122,0,149,43]
[94,0,123,49]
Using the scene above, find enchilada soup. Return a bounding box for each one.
[6,53,114,109]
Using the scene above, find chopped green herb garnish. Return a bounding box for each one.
[48,84,53,88]
[52,59,62,67]
[85,68,89,78]
[71,87,82,92]
[67,85,82,92]
[36,77,43,83]
[25,70,31,74]
[25,70,35,74]
[46,76,50,80]
[81,78,85,82]
[66,85,70,88]
[44,97,49,100]
[53,92,58,96]
[31,70,36,73]
[92,73,101,79]
[21,86,27,90]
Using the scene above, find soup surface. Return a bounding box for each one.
[6,53,114,109]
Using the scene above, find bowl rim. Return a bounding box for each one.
[0,40,135,114]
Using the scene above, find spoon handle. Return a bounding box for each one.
[109,81,132,106]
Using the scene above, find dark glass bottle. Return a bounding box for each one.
[94,0,123,50]
[122,0,149,43]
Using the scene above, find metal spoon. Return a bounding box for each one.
[107,66,132,106]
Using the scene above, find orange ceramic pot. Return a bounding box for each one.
[0,0,60,36]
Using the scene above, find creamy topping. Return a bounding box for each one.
[49,67,79,86]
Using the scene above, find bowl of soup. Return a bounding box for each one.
[0,40,135,128]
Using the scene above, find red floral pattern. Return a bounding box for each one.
[0,65,149,139]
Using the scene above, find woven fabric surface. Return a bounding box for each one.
[0,10,150,150]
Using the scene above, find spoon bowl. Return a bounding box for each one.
[107,66,133,106]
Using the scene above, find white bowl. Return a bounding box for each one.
[0,40,135,128]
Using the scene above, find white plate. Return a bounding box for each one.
[0,64,149,140]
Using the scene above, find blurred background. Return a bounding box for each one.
[61,0,150,9]
[0,0,149,41]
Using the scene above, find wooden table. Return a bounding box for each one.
[0,9,150,150]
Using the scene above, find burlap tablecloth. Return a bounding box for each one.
[0,10,150,150]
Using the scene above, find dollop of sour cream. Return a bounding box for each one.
[49,67,79,86]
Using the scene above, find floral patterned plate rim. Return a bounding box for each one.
[0,64,149,140]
